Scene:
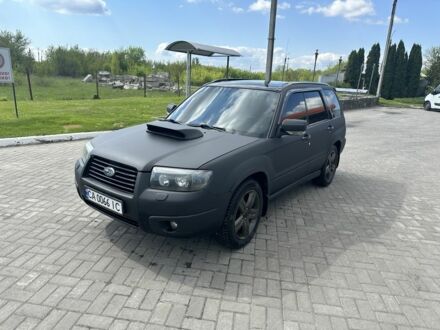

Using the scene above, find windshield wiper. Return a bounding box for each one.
[187,123,226,132]
[161,118,181,124]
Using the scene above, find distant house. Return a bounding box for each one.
[319,71,345,84]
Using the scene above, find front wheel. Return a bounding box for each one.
[216,179,263,249]
[314,145,339,187]
[424,101,431,111]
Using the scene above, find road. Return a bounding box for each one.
[1,106,440,329]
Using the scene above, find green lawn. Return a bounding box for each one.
[379,97,425,108]
[0,74,185,138]
[0,96,183,138]
[0,74,178,101]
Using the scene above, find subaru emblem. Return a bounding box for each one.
[103,166,116,177]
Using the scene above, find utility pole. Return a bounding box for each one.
[281,56,287,81]
[368,63,376,94]
[376,0,398,98]
[356,63,365,99]
[265,0,277,86]
[335,56,343,85]
[312,49,319,81]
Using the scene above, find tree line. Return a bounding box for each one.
[2,30,440,97]
[344,41,424,99]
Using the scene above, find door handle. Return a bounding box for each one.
[327,125,335,131]
[302,133,311,141]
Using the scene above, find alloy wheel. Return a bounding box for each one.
[324,150,337,182]
[234,190,260,239]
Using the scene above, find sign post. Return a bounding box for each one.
[0,47,18,118]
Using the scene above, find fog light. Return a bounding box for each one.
[170,221,178,230]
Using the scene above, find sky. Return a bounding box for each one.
[0,0,438,71]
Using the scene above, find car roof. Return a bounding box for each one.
[207,79,330,92]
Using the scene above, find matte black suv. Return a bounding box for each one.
[75,80,346,248]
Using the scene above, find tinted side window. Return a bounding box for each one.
[304,91,329,124]
[322,89,342,118]
[280,92,307,122]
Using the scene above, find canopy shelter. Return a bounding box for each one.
[165,41,241,97]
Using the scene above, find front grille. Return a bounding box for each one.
[85,156,138,193]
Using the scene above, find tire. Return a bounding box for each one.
[424,101,431,111]
[216,179,263,249]
[314,145,339,187]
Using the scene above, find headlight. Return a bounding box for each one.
[150,167,212,192]
[81,141,94,163]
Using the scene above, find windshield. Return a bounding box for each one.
[168,86,280,138]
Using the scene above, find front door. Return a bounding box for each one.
[268,92,311,192]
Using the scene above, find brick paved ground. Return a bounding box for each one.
[1,106,440,329]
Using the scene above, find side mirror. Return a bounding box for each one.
[166,103,177,114]
[279,119,307,136]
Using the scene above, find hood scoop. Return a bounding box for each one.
[146,120,203,140]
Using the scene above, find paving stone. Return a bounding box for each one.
[1,107,440,329]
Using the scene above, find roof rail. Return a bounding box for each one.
[210,78,246,83]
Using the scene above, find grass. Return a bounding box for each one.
[0,74,177,101]
[0,96,183,138]
[379,96,425,108]
[0,74,185,138]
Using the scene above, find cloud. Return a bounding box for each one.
[31,0,110,15]
[249,0,291,12]
[364,15,409,25]
[231,6,244,13]
[298,0,375,20]
[154,42,342,71]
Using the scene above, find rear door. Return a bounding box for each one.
[322,88,346,145]
[303,91,333,171]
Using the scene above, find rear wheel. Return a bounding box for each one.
[217,179,263,249]
[424,101,432,111]
[314,145,339,187]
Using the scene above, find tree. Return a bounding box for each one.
[365,43,380,94]
[405,44,423,97]
[392,40,408,98]
[344,48,364,88]
[168,61,186,96]
[0,30,34,71]
[426,47,440,89]
[344,50,358,88]
[382,43,397,99]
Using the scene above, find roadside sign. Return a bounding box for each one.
[0,47,14,84]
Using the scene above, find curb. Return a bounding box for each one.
[0,131,110,148]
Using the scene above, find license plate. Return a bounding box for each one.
[84,187,123,215]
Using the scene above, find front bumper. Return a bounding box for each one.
[75,160,230,237]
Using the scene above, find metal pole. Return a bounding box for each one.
[376,0,398,98]
[12,83,19,118]
[335,56,342,84]
[186,51,191,97]
[226,56,230,78]
[368,63,376,94]
[265,0,277,86]
[143,74,147,97]
[26,68,33,101]
[95,72,100,99]
[312,49,319,81]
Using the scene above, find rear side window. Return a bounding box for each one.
[322,89,342,118]
[280,92,307,122]
[304,91,329,124]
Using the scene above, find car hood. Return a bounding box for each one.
[90,122,259,172]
